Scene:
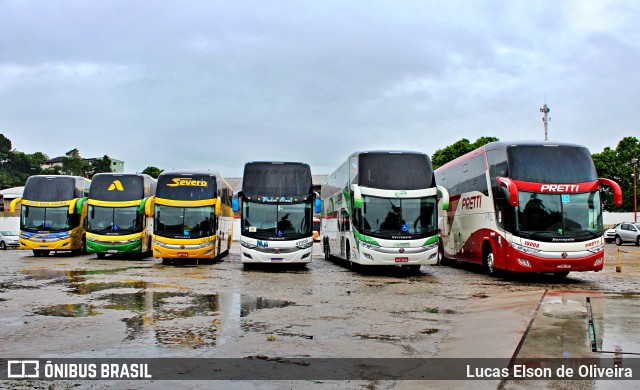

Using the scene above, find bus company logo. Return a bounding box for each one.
[261,196,293,203]
[107,180,124,191]
[461,195,482,210]
[524,241,540,248]
[166,178,207,187]
[8,360,40,378]
[557,264,571,269]
[540,184,580,192]
[394,191,407,197]
[561,252,568,259]
[257,240,268,248]
[552,237,575,242]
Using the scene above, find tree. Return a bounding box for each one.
[61,148,90,177]
[592,136,640,212]
[431,136,499,169]
[0,134,12,164]
[88,155,113,178]
[142,166,163,179]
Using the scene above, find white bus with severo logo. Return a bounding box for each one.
[321,151,449,272]
[233,162,320,266]
[435,141,623,277]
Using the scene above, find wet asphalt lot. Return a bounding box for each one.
[1,243,640,389]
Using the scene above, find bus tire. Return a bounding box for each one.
[324,239,330,260]
[96,252,105,259]
[483,246,497,277]
[437,240,449,266]
[81,235,87,254]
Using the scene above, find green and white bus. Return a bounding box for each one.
[86,173,156,258]
[321,151,449,271]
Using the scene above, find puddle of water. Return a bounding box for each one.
[240,296,294,317]
[20,267,148,282]
[34,303,100,317]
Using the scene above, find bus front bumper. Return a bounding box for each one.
[86,238,142,254]
[241,247,312,264]
[508,249,605,273]
[152,239,216,260]
[20,237,75,252]
[358,244,439,266]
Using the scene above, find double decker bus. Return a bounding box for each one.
[435,141,622,276]
[152,171,233,264]
[10,175,90,256]
[85,173,156,258]
[232,162,320,265]
[321,151,449,271]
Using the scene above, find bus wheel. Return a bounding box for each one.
[96,253,106,259]
[324,239,330,260]
[483,249,497,277]
[81,235,87,254]
[437,240,449,266]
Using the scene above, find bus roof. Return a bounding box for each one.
[435,140,590,172]
[89,173,155,201]
[23,175,90,201]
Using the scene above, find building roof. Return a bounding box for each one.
[0,186,24,198]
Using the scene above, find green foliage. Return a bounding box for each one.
[142,166,163,179]
[0,134,51,188]
[592,136,640,212]
[61,148,90,176]
[88,155,113,178]
[432,136,499,169]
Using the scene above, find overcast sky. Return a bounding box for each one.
[1,0,638,176]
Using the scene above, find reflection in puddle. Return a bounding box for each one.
[34,303,100,317]
[240,296,294,317]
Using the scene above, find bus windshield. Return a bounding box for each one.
[21,206,72,232]
[360,196,437,237]
[242,201,312,239]
[516,191,603,239]
[88,206,141,234]
[154,205,215,238]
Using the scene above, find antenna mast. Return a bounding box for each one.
[540,100,550,141]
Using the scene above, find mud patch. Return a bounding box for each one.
[34,303,100,317]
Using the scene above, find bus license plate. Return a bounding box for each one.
[395,257,409,263]
[108,249,118,254]
[40,246,48,249]
[177,252,188,257]
[271,258,284,262]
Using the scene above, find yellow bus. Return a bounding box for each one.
[11,175,90,256]
[151,171,234,264]
[86,173,156,259]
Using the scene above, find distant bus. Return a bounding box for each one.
[435,141,622,276]
[11,175,90,256]
[86,173,156,258]
[321,151,448,272]
[152,171,234,263]
[233,162,320,265]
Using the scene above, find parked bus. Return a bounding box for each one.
[10,175,90,256]
[435,141,622,276]
[85,173,156,258]
[152,171,233,263]
[321,151,448,271]
[232,162,320,265]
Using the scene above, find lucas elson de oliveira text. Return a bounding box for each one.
[467,364,632,379]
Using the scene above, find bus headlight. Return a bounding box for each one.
[517,258,532,267]
[587,245,604,254]
[594,258,604,266]
[511,242,541,255]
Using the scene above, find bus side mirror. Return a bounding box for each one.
[232,193,239,213]
[142,196,155,217]
[215,197,222,216]
[352,185,362,209]
[9,197,22,213]
[598,178,623,207]
[76,197,88,214]
[437,186,449,211]
[496,177,519,207]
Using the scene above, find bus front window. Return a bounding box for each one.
[88,206,141,234]
[243,201,312,238]
[21,206,71,231]
[360,196,437,237]
[516,191,602,238]
[155,205,214,238]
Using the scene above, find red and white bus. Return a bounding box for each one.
[435,141,622,277]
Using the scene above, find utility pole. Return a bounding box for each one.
[633,155,638,222]
[540,103,550,141]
